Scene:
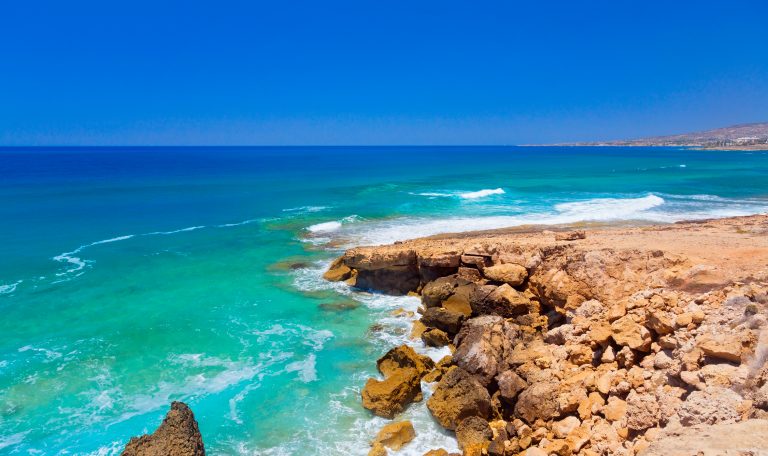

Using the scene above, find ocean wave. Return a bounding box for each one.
[0,431,29,452]
[319,193,768,246]
[412,188,506,199]
[285,353,318,383]
[459,188,506,199]
[306,215,359,234]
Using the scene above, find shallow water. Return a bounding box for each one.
[1,146,768,454]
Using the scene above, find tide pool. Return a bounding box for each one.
[1,146,768,455]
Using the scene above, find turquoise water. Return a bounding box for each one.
[1,146,768,455]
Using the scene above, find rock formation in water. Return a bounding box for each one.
[121,401,205,456]
[327,215,768,455]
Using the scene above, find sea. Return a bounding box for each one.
[1,146,767,455]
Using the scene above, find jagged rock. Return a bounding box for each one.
[625,390,660,431]
[362,368,421,418]
[552,416,580,439]
[496,370,527,403]
[611,316,652,351]
[677,387,747,426]
[422,277,460,307]
[377,345,435,378]
[427,367,491,430]
[121,402,205,456]
[421,307,465,335]
[514,381,560,424]
[453,316,521,385]
[323,257,352,282]
[422,328,451,347]
[470,284,533,318]
[372,420,416,450]
[482,263,528,286]
[455,416,492,450]
[442,285,474,316]
[697,332,744,363]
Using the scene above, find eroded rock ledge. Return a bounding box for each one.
[326,215,768,456]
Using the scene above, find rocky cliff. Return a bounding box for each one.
[326,215,768,456]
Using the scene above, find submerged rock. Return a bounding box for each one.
[121,402,204,456]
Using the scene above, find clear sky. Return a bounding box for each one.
[1,1,767,145]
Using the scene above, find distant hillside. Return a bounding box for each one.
[564,122,768,149]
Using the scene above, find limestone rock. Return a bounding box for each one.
[372,420,416,450]
[421,328,451,347]
[611,316,652,351]
[552,416,580,439]
[362,368,421,418]
[639,419,768,456]
[421,307,465,335]
[422,450,449,456]
[368,443,387,456]
[377,345,435,378]
[697,333,744,363]
[453,316,520,385]
[323,257,353,282]
[422,277,459,307]
[625,390,660,431]
[482,263,528,286]
[677,387,747,426]
[121,402,205,456]
[455,416,492,450]
[470,284,533,318]
[496,370,527,403]
[427,367,491,430]
[514,381,560,424]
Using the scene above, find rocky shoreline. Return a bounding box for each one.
[324,214,768,456]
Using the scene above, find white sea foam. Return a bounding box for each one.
[146,225,206,235]
[0,431,29,451]
[285,353,318,383]
[0,280,22,295]
[306,215,359,234]
[459,187,506,199]
[553,194,665,219]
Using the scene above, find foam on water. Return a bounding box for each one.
[0,280,22,295]
[412,188,506,199]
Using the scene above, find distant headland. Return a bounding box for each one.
[548,122,768,150]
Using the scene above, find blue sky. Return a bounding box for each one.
[1,1,767,145]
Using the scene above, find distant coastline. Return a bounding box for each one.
[537,121,768,151]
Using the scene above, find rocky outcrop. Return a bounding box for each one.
[121,402,204,456]
[327,215,768,455]
[363,345,435,418]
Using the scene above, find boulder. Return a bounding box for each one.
[422,277,459,307]
[611,316,652,351]
[121,402,205,456]
[697,333,744,363]
[427,367,491,430]
[377,345,435,378]
[362,368,421,418]
[372,420,416,450]
[496,370,527,403]
[470,284,532,318]
[421,328,451,347]
[514,381,560,424]
[453,316,521,386]
[677,387,747,426]
[482,263,528,286]
[455,416,492,450]
[421,307,465,335]
[442,285,474,316]
[625,390,660,431]
[423,450,449,456]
